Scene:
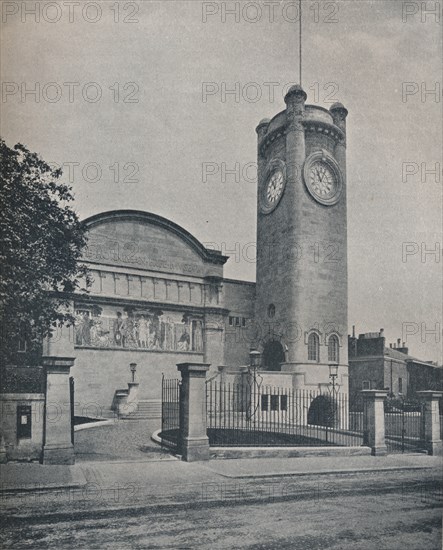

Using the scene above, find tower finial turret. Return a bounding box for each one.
[284,84,307,104]
[330,102,348,133]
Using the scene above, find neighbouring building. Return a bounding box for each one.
[348,327,443,404]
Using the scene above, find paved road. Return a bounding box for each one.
[2,470,441,549]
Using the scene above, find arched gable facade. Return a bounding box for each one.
[58,210,255,413]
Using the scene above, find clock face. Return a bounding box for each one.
[303,151,343,206]
[266,171,284,204]
[260,159,287,214]
[309,161,336,198]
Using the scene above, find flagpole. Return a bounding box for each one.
[299,0,302,86]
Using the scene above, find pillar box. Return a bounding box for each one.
[177,362,210,462]
[361,390,388,456]
[417,391,443,456]
[42,357,75,465]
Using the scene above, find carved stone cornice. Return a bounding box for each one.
[303,120,345,144]
[259,119,345,156]
[258,127,287,157]
[73,293,229,317]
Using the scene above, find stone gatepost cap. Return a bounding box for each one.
[284,84,307,103]
[416,390,443,398]
[360,389,389,397]
[177,363,211,373]
[42,356,75,370]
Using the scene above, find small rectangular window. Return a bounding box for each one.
[242,317,246,327]
[398,378,403,394]
[261,394,269,411]
[18,337,27,353]
[362,380,370,390]
[17,323,28,352]
[17,405,32,439]
[270,395,279,411]
[229,317,233,326]
[280,395,288,411]
[235,317,240,327]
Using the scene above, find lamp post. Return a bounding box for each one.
[130,362,137,383]
[328,363,339,433]
[328,363,339,395]
[247,350,262,422]
[249,350,261,377]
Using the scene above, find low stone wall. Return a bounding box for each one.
[0,393,45,462]
[209,446,371,460]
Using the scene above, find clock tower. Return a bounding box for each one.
[255,85,349,392]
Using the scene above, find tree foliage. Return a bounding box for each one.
[0,139,90,365]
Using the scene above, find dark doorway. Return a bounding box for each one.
[263,340,285,371]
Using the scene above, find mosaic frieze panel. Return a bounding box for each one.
[74,304,203,352]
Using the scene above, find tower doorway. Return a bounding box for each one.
[263,340,285,371]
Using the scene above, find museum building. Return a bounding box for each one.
[51,210,255,414]
[48,87,350,417]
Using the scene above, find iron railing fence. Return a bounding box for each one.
[161,376,181,450]
[205,379,364,447]
[349,393,365,433]
[384,398,426,454]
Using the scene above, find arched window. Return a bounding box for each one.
[307,332,320,362]
[328,334,339,363]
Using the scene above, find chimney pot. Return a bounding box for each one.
[389,343,392,348]
[352,325,355,338]
[397,338,401,345]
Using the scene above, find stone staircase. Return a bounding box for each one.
[119,400,162,420]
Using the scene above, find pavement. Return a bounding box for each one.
[1,449,441,493]
[1,417,441,502]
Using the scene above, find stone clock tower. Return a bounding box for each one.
[255,85,349,392]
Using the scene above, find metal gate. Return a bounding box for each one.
[384,398,426,454]
[161,375,181,451]
[69,376,75,445]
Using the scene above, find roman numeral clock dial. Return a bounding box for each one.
[303,150,343,206]
[260,159,287,214]
[310,162,334,196]
[267,171,284,203]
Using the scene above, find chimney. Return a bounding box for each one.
[397,338,401,346]
[397,342,409,355]
[389,343,392,348]
[380,328,384,337]
[352,325,355,338]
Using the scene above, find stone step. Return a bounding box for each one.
[120,401,162,420]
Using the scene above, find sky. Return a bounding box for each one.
[1,0,442,361]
